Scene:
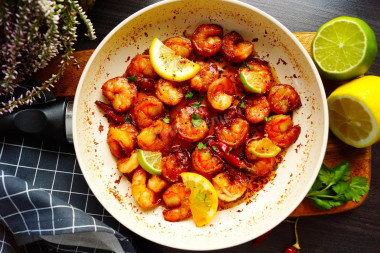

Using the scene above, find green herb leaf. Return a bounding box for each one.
[264,116,275,122]
[227,146,233,155]
[197,142,207,149]
[197,190,207,202]
[192,96,203,109]
[124,115,132,123]
[127,75,137,82]
[185,91,194,99]
[163,115,170,124]
[191,113,202,127]
[306,162,369,210]
[243,61,252,70]
[238,100,245,109]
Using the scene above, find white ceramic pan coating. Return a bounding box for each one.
[73,0,328,250]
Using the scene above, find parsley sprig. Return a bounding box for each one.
[306,162,369,210]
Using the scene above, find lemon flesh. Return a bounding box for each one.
[248,137,281,158]
[328,76,380,148]
[181,172,218,227]
[149,38,200,81]
[137,149,162,175]
[312,16,377,81]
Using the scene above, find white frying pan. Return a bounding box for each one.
[72,0,328,250]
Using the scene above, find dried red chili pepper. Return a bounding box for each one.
[205,139,246,169]
[95,100,126,123]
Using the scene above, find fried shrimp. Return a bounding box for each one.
[264,114,301,148]
[215,106,249,147]
[212,168,248,202]
[107,123,138,158]
[117,149,139,174]
[164,36,193,59]
[161,146,191,183]
[131,168,161,209]
[102,76,137,112]
[221,31,254,63]
[190,61,219,92]
[215,118,249,147]
[125,54,158,91]
[137,120,175,153]
[155,78,186,106]
[191,146,224,176]
[244,95,270,124]
[207,77,236,111]
[267,84,301,114]
[162,183,192,222]
[248,157,277,177]
[191,24,223,57]
[174,106,209,142]
[132,93,164,129]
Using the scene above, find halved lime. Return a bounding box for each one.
[247,137,281,158]
[312,16,377,81]
[137,149,162,175]
[239,69,266,94]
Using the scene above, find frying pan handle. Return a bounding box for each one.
[0,97,74,144]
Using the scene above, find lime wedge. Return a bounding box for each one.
[239,69,266,94]
[149,38,200,81]
[312,16,377,81]
[137,149,162,175]
[247,137,281,158]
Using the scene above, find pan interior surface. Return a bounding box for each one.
[73,0,328,250]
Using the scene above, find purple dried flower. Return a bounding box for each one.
[0,0,96,114]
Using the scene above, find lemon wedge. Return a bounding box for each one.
[328,75,380,148]
[181,172,218,227]
[149,38,200,81]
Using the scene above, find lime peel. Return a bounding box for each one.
[137,149,162,175]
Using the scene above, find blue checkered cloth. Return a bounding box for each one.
[0,83,137,252]
[0,136,136,253]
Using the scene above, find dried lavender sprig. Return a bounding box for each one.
[0,0,96,115]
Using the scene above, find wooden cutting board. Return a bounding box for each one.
[34,32,371,216]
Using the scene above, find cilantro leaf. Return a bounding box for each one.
[264,116,275,122]
[197,142,207,149]
[238,100,245,109]
[127,75,137,82]
[243,61,252,70]
[124,115,132,123]
[191,113,202,127]
[185,91,194,99]
[192,96,203,109]
[163,115,170,124]
[345,176,369,202]
[306,162,369,210]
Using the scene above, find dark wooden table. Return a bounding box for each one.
[75,1,380,252]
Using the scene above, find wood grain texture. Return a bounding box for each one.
[34,32,371,217]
